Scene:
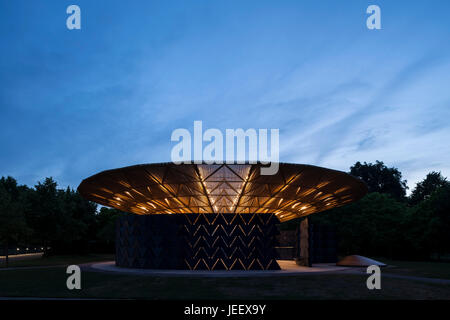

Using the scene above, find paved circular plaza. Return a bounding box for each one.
[90,260,350,277]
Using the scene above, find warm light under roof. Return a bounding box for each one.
[77,162,367,222]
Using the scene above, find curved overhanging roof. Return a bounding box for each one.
[77,162,367,222]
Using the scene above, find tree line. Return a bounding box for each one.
[0,177,121,267]
[309,161,450,261]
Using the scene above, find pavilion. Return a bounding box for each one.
[78,162,367,270]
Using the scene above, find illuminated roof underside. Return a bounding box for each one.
[77,163,367,222]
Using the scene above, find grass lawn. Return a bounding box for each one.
[0,266,449,299]
[0,253,114,268]
[1,255,449,299]
[377,258,450,280]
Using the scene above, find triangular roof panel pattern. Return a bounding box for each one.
[77,163,367,222]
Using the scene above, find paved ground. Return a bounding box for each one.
[89,260,351,277]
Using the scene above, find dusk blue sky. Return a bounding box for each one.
[1,0,450,193]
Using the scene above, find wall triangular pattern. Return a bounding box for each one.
[116,213,280,270]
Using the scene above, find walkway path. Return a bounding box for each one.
[88,260,351,277]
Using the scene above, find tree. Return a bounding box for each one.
[407,184,450,259]
[56,187,97,254]
[26,178,99,255]
[96,207,121,249]
[0,177,29,267]
[26,177,62,255]
[350,161,408,201]
[409,172,449,205]
[311,193,411,258]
